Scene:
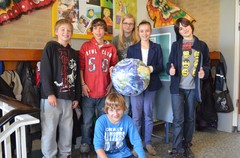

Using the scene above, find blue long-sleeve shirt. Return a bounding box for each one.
[93,114,146,158]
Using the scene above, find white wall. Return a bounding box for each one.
[218,0,238,132]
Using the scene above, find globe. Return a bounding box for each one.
[112,58,150,96]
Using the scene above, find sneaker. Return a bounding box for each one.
[169,149,185,158]
[131,149,138,157]
[145,144,156,156]
[184,146,194,158]
[79,143,90,153]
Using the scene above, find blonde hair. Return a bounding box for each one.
[55,19,73,34]
[118,13,139,50]
[103,93,127,113]
[103,8,110,17]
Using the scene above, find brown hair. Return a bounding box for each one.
[103,93,127,113]
[90,18,107,32]
[174,18,194,39]
[118,13,139,50]
[137,20,152,31]
[55,19,73,34]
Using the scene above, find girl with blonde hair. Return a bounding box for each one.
[112,13,139,114]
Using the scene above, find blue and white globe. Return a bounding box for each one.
[112,58,150,96]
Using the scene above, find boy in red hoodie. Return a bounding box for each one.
[79,18,118,153]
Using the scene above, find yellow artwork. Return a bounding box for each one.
[147,0,196,28]
[114,0,137,29]
[52,0,113,40]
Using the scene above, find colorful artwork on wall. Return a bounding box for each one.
[0,0,55,25]
[52,0,113,39]
[147,0,196,28]
[114,0,137,29]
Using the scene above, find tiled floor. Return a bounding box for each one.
[30,124,240,158]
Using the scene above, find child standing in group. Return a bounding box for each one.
[112,13,139,114]
[127,20,163,156]
[166,18,210,158]
[40,19,81,158]
[93,92,146,158]
[79,18,118,153]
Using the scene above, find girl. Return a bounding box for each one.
[127,20,163,156]
[112,13,139,115]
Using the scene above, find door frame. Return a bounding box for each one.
[235,0,240,130]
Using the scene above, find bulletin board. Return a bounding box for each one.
[52,0,113,40]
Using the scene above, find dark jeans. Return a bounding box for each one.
[171,89,196,153]
[81,96,105,144]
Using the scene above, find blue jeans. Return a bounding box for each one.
[171,89,196,153]
[131,90,156,145]
[124,95,131,115]
[81,96,106,144]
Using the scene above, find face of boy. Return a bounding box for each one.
[179,23,193,39]
[92,25,105,43]
[55,24,72,45]
[107,106,124,124]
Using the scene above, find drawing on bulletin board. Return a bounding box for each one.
[114,0,137,29]
[52,0,113,40]
[150,33,171,81]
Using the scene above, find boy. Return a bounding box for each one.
[93,92,146,158]
[167,18,210,158]
[79,18,118,153]
[40,19,81,158]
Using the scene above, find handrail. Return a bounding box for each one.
[0,94,40,128]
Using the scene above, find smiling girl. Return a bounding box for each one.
[127,20,163,156]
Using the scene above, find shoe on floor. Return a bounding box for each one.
[145,144,156,156]
[184,146,194,158]
[79,143,90,153]
[169,149,185,158]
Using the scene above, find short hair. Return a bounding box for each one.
[103,92,127,113]
[138,19,152,31]
[55,19,73,34]
[174,18,194,39]
[90,18,107,32]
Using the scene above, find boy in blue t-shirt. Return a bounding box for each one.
[93,92,146,158]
